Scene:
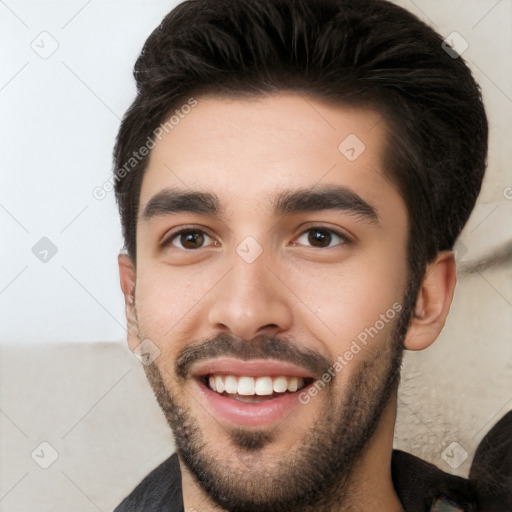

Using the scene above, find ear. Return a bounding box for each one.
[404,250,457,351]
[118,253,139,351]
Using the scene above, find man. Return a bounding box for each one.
[112,0,510,511]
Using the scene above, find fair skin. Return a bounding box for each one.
[119,93,456,511]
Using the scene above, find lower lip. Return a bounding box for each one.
[194,379,309,427]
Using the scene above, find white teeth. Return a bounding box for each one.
[254,376,273,395]
[215,375,225,393]
[238,376,255,395]
[224,375,238,394]
[287,377,298,392]
[273,376,288,393]
[206,374,308,396]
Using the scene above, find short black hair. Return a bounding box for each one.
[114,0,488,295]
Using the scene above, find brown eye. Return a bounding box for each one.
[168,229,211,250]
[295,227,348,248]
[308,228,332,247]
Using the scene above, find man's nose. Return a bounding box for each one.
[206,249,294,341]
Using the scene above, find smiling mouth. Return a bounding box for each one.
[199,374,314,403]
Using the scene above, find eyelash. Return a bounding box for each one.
[162,226,352,250]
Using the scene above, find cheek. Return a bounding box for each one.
[287,253,406,354]
[134,263,217,338]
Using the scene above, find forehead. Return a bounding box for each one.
[139,92,404,224]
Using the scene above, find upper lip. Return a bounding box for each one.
[191,358,316,379]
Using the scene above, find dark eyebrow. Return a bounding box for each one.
[141,189,223,220]
[141,184,378,224]
[272,185,379,223]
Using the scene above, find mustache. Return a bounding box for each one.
[175,333,332,380]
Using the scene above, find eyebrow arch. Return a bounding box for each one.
[141,189,223,220]
[272,185,379,223]
[141,184,378,224]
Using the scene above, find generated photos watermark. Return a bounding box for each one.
[298,301,403,405]
[92,97,198,200]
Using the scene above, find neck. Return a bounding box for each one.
[335,394,403,512]
[180,394,403,512]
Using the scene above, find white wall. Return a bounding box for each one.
[1,0,182,344]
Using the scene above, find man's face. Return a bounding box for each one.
[128,93,410,511]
